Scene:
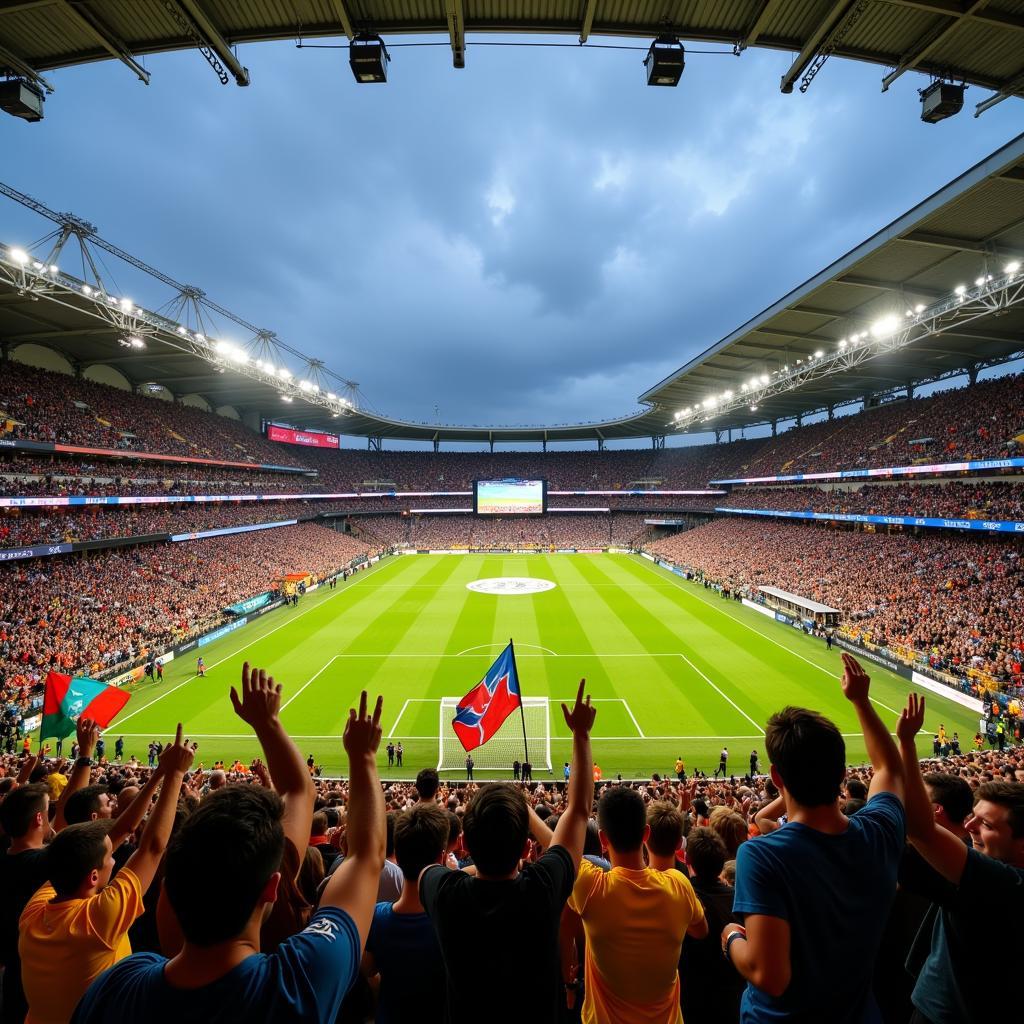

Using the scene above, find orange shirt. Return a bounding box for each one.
[19,868,144,1024]
[568,859,704,1024]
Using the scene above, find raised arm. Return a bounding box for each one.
[231,662,316,864]
[53,718,99,832]
[841,654,904,802]
[107,765,163,850]
[319,692,386,950]
[550,679,597,865]
[527,804,554,852]
[897,693,968,885]
[124,725,195,891]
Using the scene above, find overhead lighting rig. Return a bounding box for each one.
[349,35,390,84]
[644,37,685,87]
[920,79,965,124]
[0,78,44,121]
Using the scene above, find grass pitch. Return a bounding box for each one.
[100,553,981,778]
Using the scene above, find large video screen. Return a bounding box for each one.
[474,479,547,516]
[266,425,340,449]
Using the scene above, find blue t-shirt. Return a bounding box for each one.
[365,902,446,1024]
[70,907,360,1024]
[733,792,905,1024]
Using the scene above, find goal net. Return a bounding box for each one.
[437,697,552,772]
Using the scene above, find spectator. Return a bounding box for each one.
[561,786,706,1022]
[897,693,1024,1024]
[19,726,195,1023]
[70,672,386,1024]
[722,655,906,1021]
[362,803,448,1023]
[418,680,596,1024]
[680,827,743,1024]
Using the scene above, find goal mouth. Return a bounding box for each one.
[437,696,552,772]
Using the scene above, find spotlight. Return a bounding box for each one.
[920,81,964,124]
[349,35,389,84]
[0,78,44,122]
[644,37,685,87]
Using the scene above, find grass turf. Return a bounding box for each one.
[94,553,981,779]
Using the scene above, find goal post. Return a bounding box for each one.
[438,697,552,772]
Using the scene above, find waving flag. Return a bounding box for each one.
[452,642,522,752]
[41,671,131,740]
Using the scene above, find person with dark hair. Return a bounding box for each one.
[362,804,449,1023]
[0,783,51,1024]
[63,784,113,826]
[415,768,439,803]
[395,742,403,769]
[645,801,685,870]
[680,827,743,1024]
[71,666,387,1024]
[309,811,339,873]
[562,785,706,1022]
[722,654,906,1022]
[19,726,195,1024]
[896,693,1024,1024]
[419,679,596,1024]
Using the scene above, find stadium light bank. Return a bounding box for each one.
[672,259,1024,430]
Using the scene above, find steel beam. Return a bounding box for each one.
[56,1,150,83]
[175,0,250,86]
[578,0,598,43]
[779,1,855,94]
[740,0,785,49]
[325,0,355,40]
[445,0,465,68]
[882,0,989,91]
[0,41,53,91]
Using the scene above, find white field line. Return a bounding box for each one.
[114,732,869,740]
[387,699,411,738]
[635,558,907,721]
[456,642,558,656]
[280,656,340,712]
[113,556,406,727]
[677,653,765,735]
[621,699,646,739]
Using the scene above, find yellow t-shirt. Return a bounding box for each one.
[567,859,705,1024]
[19,868,144,1024]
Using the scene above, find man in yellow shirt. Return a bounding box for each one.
[562,786,707,1023]
[18,725,195,1024]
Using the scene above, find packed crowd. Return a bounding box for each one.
[720,481,1024,520]
[648,519,1024,682]
[0,361,303,466]
[0,523,374,716]
[1,658,1019,1024]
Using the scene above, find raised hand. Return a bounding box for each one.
[678,779,698,813]
[840,653,871,704]
[76,716,100,759]
[158,724,198,776]
[561,679,597,738]
[250,757,272,788]
[343,691,384,759]
[230,662,282,730]
[897,693,926,746]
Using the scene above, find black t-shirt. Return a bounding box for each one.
[420,845,575,1024]
[679,876,743,1024]
[0,847,50,1024]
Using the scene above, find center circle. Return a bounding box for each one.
[466,577,557,595]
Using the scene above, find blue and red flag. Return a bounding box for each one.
[41,671,131,740]
[452,642,522,752]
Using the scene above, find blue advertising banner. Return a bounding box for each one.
[717,507,1024,534]
[711,456,1024,487]
[197,617,248,647]
[224,592,274,616]
[170,520,297,542]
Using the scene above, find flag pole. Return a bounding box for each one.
[510,637,530,767]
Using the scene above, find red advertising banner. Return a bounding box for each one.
[266,425,340,449]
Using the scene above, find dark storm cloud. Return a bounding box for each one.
[1,39,1020,428]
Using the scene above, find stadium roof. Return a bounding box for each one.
[1,127,1023,444]
[2,0,1024,118]
[642,129,1024,434]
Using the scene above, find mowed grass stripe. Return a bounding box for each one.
[619,555,980,738]
[564,556,748,736]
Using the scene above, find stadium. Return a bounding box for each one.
[2,4,1023,1024]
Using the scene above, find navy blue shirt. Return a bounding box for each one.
[365,902,445,1024]
[733,792,905,1023]
[70,906,360,1024]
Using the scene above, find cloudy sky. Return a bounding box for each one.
[1,36,1021,433]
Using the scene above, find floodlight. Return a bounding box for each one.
[954,284,966,295]
[750,405,758,412]
[0,79,44,122]
[814,350,823,358]
[839,339,847,348]
[759,374,769,385]
[350,35,390,83]
[48,264,58,274]
[327,392,337,400]
[915,303,925,312]
[32,261,42,270]
[1006,261,1020,274]
[920,81,964,124]
[870,315,899,338]
[129,336,145,349]
[644,37,685,87]
[119,297,133,310]
[82,285,92,296]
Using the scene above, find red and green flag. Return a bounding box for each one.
[41,671,132,740]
